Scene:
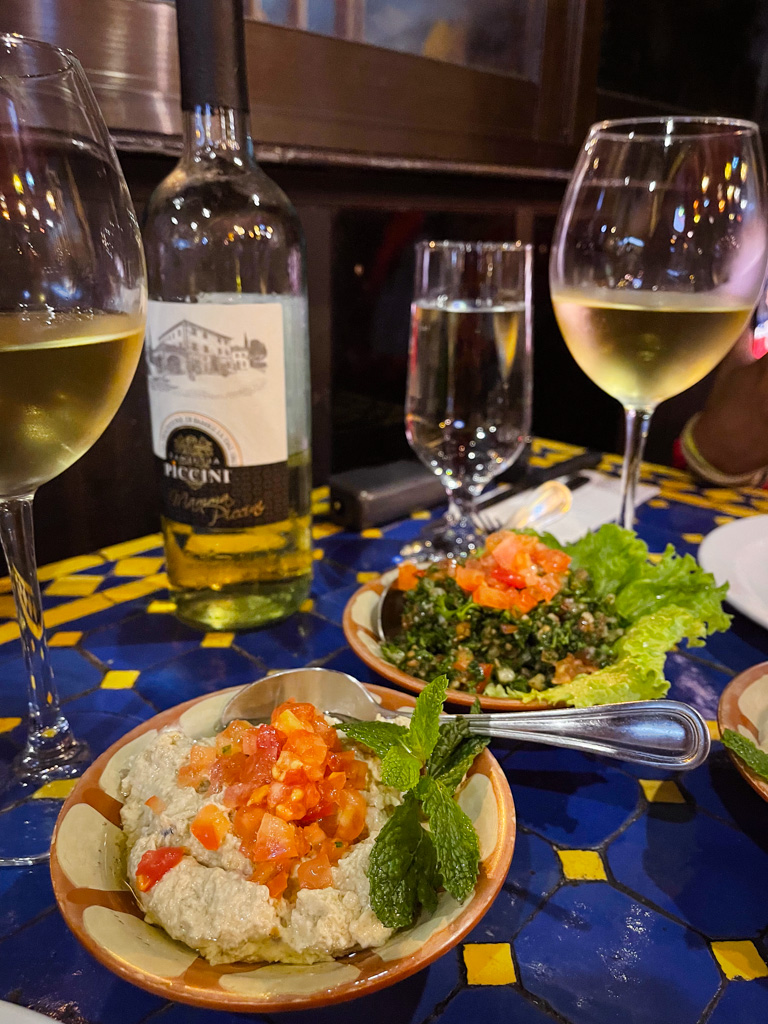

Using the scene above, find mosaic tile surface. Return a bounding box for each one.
[1,440,767,1023]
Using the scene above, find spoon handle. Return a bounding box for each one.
[463,700,710,770]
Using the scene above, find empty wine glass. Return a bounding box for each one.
[403,241,533,558]
[550,117,768,528]
[0,34,146,864]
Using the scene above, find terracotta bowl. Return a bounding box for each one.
[343,569,555,711]
[50,683,516,1013]
[718,661,768,803]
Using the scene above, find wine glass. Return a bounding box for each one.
[550,117,768,528]
[0,34,146,864]
[404,240,533,558]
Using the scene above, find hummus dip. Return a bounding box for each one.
[120,711,402,965]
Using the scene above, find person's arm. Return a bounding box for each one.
[681,328,768,485]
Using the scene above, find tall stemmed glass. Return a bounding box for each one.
[0,35,146,864]
[550,117,768,529]
[404,241,532,558]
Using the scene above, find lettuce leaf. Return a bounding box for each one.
[520,605,711,707]
[563,524,730,636]
[613,544,730,634]
[565,523,650,602]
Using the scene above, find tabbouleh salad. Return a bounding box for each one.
[381,524,731,707]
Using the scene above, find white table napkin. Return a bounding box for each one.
[477,470,660,544]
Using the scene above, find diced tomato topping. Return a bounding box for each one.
[190,804,231,851]
[334,788,367,843]
[215,720,253,755]
[251,812,300,861]
[397,562,424,591]
[297,850,334,890]
[490,566,526,589]
[455,565,485,592]
[135,847,185,892]
[144,795,166,815]
[177,744,217,787]
[473,583,515,610]
[233,804,266,846]
[175,698,372,894]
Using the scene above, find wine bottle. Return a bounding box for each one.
[142,0,312,630]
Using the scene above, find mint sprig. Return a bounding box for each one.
[343,674,489,929]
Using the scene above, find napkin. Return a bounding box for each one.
[477,470,660,543]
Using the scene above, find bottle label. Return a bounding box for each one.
[145,300,289,530]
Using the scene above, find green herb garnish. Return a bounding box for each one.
[343,674,489,929]
[722,729,768,782]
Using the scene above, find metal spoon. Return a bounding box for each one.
[220,667,711,771]
[376,479,572,642]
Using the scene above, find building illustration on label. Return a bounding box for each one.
[148,318,267,379]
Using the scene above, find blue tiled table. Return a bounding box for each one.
[1,438,768,1023]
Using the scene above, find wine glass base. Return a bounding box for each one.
[0,738,90,867]
[400,515,485,561]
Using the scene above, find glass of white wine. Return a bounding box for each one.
[0,35,146,864]
[404,240,532,558]
[550,117,768,528]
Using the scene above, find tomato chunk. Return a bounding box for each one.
[297,850,334,890]
[335,788,367,843]
[144,795,166,815]
[190,804,231,851]
[455,565,485,592]
[473,583,515,610]
[135,847,185,892]
[177,744,217,787]
[251,812,300,861]
[397,562,424,591]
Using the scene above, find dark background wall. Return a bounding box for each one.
[3,0,767,564]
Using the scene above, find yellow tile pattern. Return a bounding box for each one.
[312,486,330,501]
[312,523,342,539]
[647,553,663,564]
[714,515,736,526]
[706,720,721,741]
[313,548,325,561]
[557,849,607,881]
[113,557,165,577]
[0,594,114,645]
[48,631,82,647]
[711,940,768,980]
[463,943,517,985]
[100,573,169,606]
[36,554,105,582]
[648,498,670,509]
[101,670,140,690]
[640,779,685,804]
[31,778,79,800]
[99,534,163,560]
[682,533,704,544]
[0,596,17,617]
[148,600,177,614]
[201,632,234,648]
[46,575,103,597]
[300,598,315,613]
[0,717,21,733]
[356,571,380,583]
[410,510,431,520]
[361,528,383,538]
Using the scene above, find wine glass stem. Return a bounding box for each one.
[620,407,653,530]
[0,495,82,776]
[446,484,478,527]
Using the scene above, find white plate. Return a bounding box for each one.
[0,1002,54,1023]
[699,515,768,630]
